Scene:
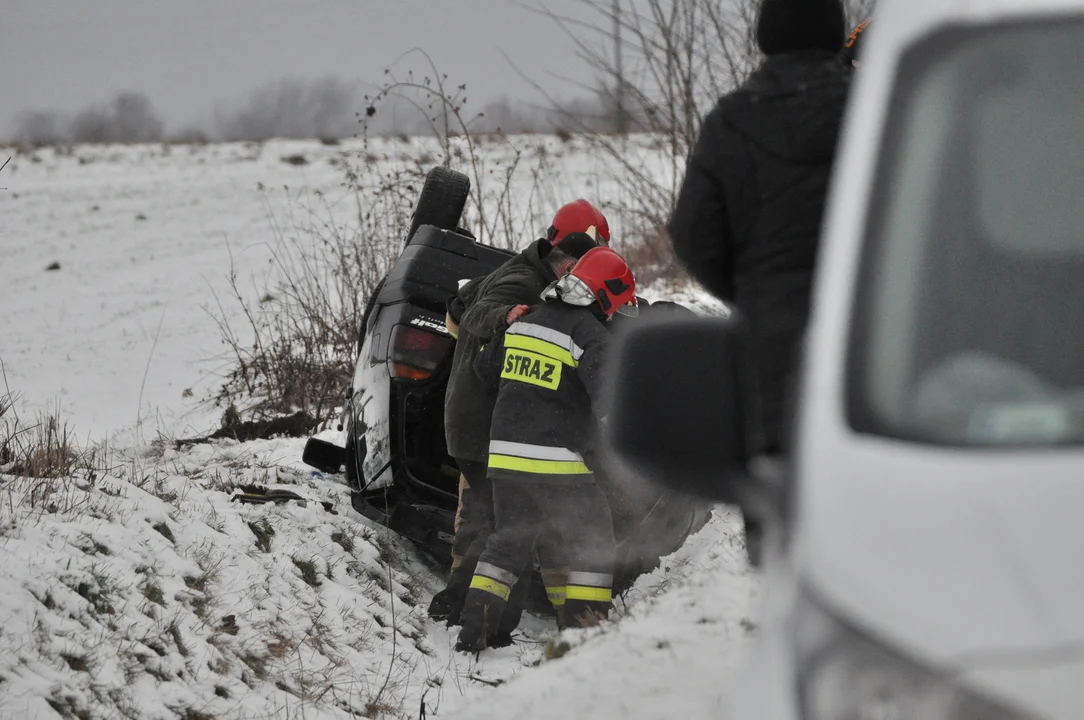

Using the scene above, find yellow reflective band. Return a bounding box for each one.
[504,334,578,367]
[470,574,511,601]
[488,454,591,475]
[501,348,562,390]
[566,585,612,603]
[546,586,567,607]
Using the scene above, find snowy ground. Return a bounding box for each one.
[0,434,754,719]
[1,138,757,718]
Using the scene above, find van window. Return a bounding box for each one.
[849,21,1084,446]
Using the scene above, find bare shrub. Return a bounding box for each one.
[215,53,683,428]
[209,60,562,428]
[363,49,555,248]
[215,76,358,141]
[207,174,404,425]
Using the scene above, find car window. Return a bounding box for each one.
[849,20,1084,446]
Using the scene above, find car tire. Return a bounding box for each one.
[406,166,471,243]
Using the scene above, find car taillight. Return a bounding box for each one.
[389,324,452,380]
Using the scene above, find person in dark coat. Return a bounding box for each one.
[427,200,608,629]
[666,0,852,566]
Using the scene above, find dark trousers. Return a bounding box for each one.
[457,476,614,650]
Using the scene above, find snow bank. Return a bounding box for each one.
[0,436,757,719]
[0,438,471,719]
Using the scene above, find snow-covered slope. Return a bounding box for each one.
[1,438,449,719]
[0,436,756,719]
[1,138,758,718]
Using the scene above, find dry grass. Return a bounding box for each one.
[292,556,322,588]
[248,520,275,553]
[206,179,400,427]
[0,381,118,519]
[2,403,81,479]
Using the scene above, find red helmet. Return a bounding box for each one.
[547,199,611,256]
[547,246,638,317]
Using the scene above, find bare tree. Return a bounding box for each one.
[12,110,66,146]
[68,92,164,144]
[69,104,114,144]
[523,0,875,280]
[111,92,164,143]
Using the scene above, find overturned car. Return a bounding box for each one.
[303,167,711,601]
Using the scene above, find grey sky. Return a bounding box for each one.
[3,0,599,135]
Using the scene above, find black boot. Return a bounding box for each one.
[455,589,508,653]
[486,574,530,648]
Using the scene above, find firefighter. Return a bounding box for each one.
[428,200,610,632]
[455,246,639,653]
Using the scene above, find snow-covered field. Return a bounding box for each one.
[0,138,757,718]
[1,136,700,446]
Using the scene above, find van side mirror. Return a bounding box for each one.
[604,312,757,503]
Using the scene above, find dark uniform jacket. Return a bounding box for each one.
[444,240,559,463]
[473,301,612,483]
[667,51,851,452]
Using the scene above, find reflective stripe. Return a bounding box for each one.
[566,571,613,588]
[488,441,583,463]
[470,575,511,601]
[475,562,518,587]
[566,585,612,603]
[489,454,591,475]
[546,585,567,607]
[504,333,577,368]
[507,322,585,362]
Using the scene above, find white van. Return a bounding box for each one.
[607,1,1084,718]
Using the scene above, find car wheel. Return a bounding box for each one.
[407,166,471,243]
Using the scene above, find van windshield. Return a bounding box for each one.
[850,21,1084,446]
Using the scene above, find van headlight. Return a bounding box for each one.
[793,586,1034,720]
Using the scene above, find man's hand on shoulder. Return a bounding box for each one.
[506,304,530,325]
